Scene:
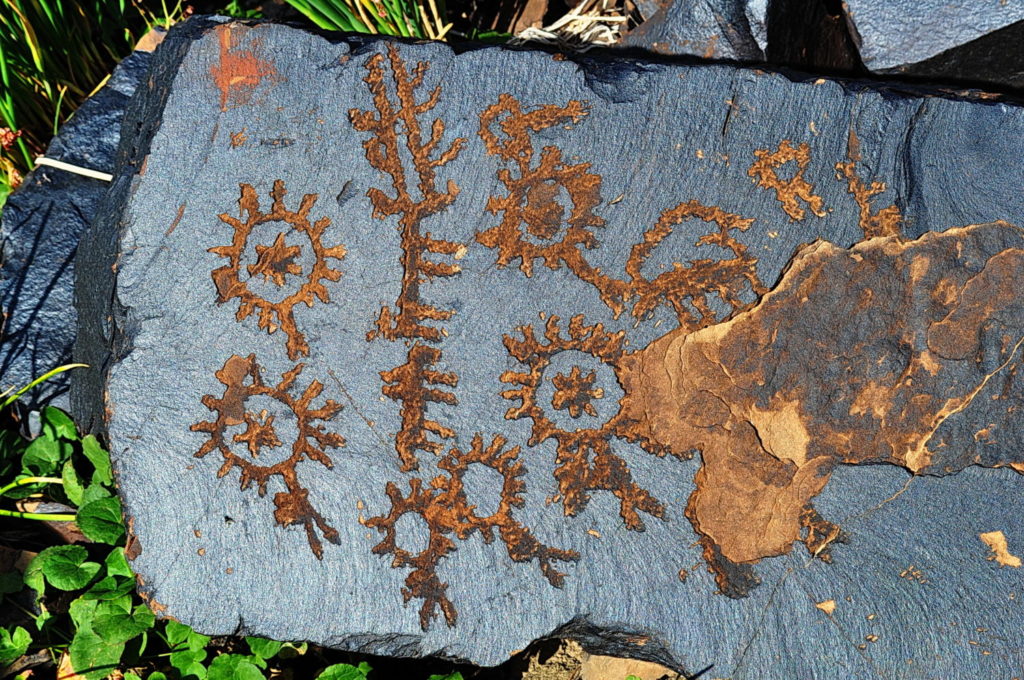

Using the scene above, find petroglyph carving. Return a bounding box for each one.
[211,180,346,360]
[502,314,666,531]
[349,43,466,343]
[366,434,577,630]
[836,132,902,239]
[748,139,827,221]
[477,94,627,313]
[625,200,766,330]
[191,354,344,558]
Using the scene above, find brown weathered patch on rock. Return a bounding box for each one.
[621,222,1024,590]
[209,24,277,112]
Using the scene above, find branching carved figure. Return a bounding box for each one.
[366,434,578,631]
[501,314,665,530]
[625,200,766,329]
[477,94,627,313]
[191,354,345,558]
[748,139,827,221]
[349,43,467,343]
[836,129,902,240]
[211,181,346,360]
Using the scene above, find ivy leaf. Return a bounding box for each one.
[206,653,266,680]
[166,620,211,652]
[77,496,125,545]
[69,628,126,680]
[41,407,78,441]
[246,637,283,660]
[81,482,113,505]
[427,674,464,680]
[63,459,86,506]
[0,626,31,665]
[22,436,60,476]
[317,662,372,680]
[32,545,101,591]
[93,598,155,644]
[169,646,208,679]
[81,435,113,486]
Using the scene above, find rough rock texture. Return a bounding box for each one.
[0,49,152,409]
[74,17,1024,678]
[842,0,1024,90]
[622,0,764,61]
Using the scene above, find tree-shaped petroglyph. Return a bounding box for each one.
[477,94,628,314]
[625,200,767,330]
[365,434,578,631]
[501,315,666,530]
[835,131,902,240]
[748,140,827,221]
[211,181,346,360]
[381,343,458,472]
[191,354,345,559]
[349,43,466,343]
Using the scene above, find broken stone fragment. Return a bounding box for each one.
[622,0,764,61]
[0,48,153,409]
[73,16,1024,679]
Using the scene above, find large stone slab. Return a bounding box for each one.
[74,17,1024,677]
[0,48,152,409]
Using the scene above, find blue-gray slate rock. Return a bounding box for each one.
[73,16,1024,678]
[0,49,152,409]
[622,0,764,61]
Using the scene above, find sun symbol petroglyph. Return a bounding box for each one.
[191,354,345,559]
[748,139,827,221]
[211,180,346,360]
[550,366,602,419]
[625,200,767,330]
[501,315,666,530]
[477,94,627,313]
[365,434,578,631]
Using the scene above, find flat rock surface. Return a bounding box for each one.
[0,49,152,408]
[75,17,1024,677]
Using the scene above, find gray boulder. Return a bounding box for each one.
[74,17,1024,678]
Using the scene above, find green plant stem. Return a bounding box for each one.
[0,508,76,521]
[0,475,63,496]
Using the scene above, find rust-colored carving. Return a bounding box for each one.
[191,354,345,558]
[209,24,277,112]
[381,343,458,472]
[748,140,827,221]
[349,43,466,343]
[619,223,1024,593]
[502,314,665,530]
[835,132,902,239]
[550,365,601,418]
[366,434,578,631]
[624,200,766,329]
[477,94,627,313]
[365,477,458,629]
[211,180,346,360]
[438,433,580,586]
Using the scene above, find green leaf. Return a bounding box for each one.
[63,459,86,506]
[166,620,210,651]
[77,496,125,545]
[0,626,31,666]
[93,599,155,644]
[206,653,266,680]
[69,597,100,630]
[22,436,60,475]
[317,662,372,680]
[33,545,101,590]
[246,637,283,659]
[22,557,44,598]
[169,647,208,678]
[41,406,78,441]
[147,673,169,680]
[105,547,133,578]
[69,627,126,680]
[81,435,113,486]
[81,482,113,505]
[427,674,463,680]
[81,575,135,601]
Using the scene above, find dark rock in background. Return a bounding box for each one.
[0,48,153,410]
[842,0,1024,92]
[622,0,764,61]
[75,17,1024,678]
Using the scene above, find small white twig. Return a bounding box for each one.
[34,156,113,182]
